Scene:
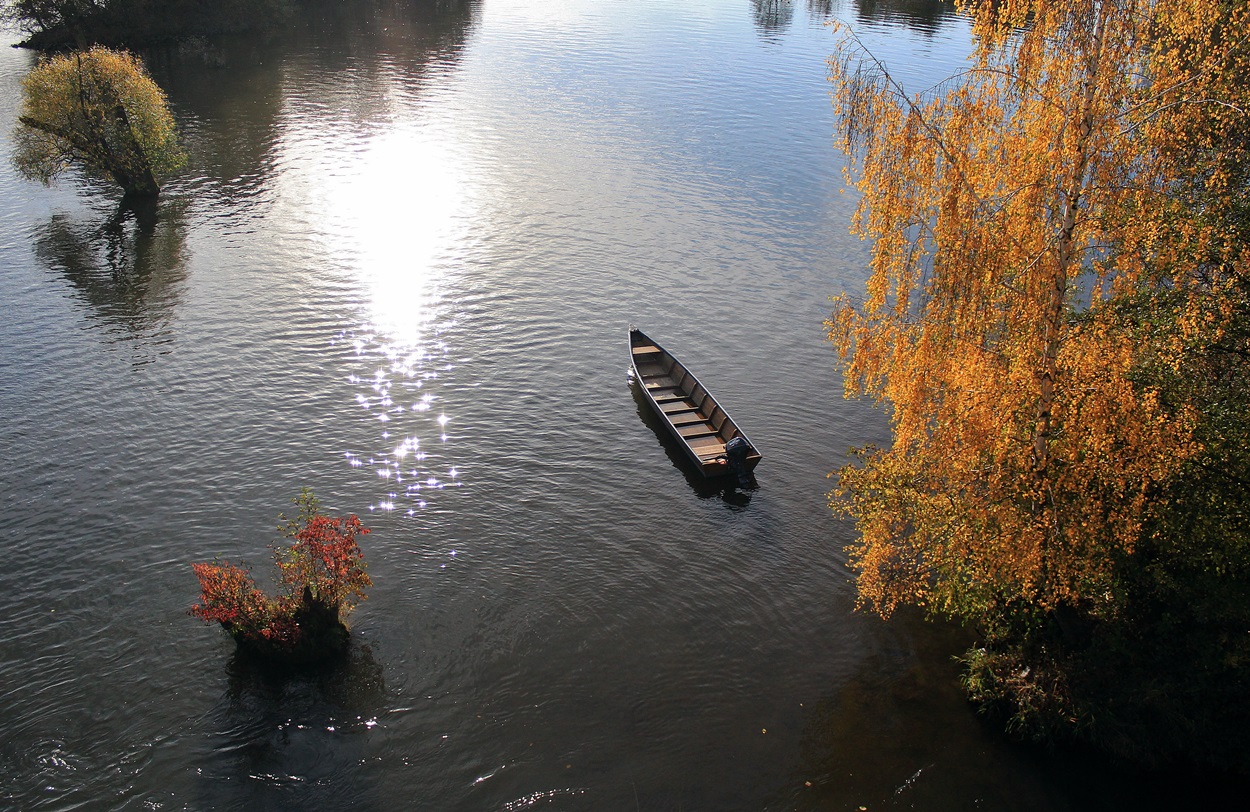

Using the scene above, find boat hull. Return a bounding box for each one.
[630,328,762,479]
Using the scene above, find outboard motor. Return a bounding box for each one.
[724,436,754,488]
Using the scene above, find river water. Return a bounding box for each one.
[0,1,1226,810]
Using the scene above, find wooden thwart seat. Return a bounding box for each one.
[693,443,727,460]
[630,327,760,479]
[659,400,698,414]
[689,433,725,450]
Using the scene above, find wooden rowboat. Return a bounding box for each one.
[630,327,762,481]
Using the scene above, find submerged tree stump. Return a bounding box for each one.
[230,587,351,665]
[192,489,372,668]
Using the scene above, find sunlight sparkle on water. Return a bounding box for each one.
[288,103,474,517]
[341,330,463,514]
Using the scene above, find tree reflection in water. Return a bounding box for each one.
[851,0,956,33]
[754,1,958,41]
[753,0,796,40]
[801,0,957,34]
[199,642,387,810]
[34,196,188,364]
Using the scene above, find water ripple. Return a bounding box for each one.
[0,4,1142,812]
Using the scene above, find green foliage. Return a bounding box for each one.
[14,46,185,196]
[1082,274,1250,771]
[5,0,295,49]
[959,646,1084,744]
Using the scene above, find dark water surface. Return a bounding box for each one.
[0,1,1229,809]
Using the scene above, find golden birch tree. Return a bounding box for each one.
[826,0,1247,639]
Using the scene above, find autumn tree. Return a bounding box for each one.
[14,46,185,197]
[827,0,1250,757]
[1078,0,1250,765]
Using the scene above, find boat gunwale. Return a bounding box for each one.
[629,327,762,478]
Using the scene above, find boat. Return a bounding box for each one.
[630,327,762,483]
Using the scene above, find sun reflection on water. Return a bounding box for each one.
[312,120,474,346]
[292,113,476,515]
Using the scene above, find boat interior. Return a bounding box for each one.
[631,339,740,463]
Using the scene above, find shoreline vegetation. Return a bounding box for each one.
[4,0,296,51]
[828,0,1249,775]
[3,0,475,51]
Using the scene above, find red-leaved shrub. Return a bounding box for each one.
[191,490,371,661]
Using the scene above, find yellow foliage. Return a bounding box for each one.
[827,0,1245,619]
[14,46,184,196]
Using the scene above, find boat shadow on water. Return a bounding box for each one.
[629,376,757,509]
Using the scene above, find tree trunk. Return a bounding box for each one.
[109,101,159,197]
[18,108,159,198]
[1032,4,1107,478]
[1030,3,1108,602]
